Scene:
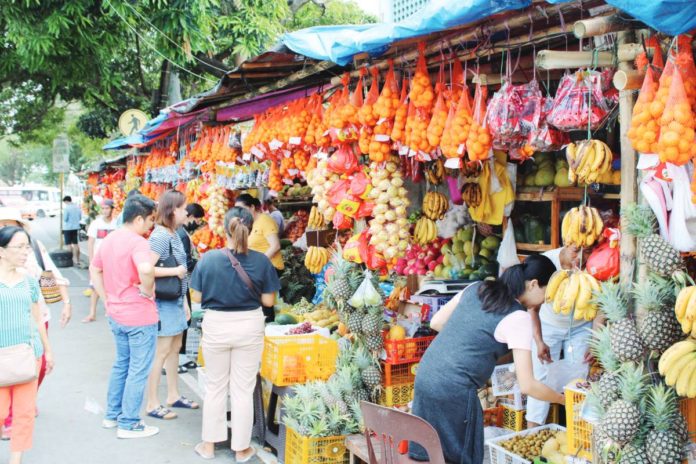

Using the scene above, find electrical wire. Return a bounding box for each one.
[119,1,229,75]
[103,0,218,84]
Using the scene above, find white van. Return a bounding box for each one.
[0,185,62,217]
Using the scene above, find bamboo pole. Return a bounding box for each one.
[535,44,648,70]
[573,14,630,39]
[613,69,645,90]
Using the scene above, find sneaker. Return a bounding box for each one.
[102,419,118,429]
[117,422,159,439]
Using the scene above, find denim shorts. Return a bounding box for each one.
[155,297,187,337]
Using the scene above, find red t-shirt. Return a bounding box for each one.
[92,228,157,327]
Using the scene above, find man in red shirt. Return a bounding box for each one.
[90,194,160,439]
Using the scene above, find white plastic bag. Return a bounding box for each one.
[667,163,696,252]
[348,271,381,308]
[497,219,520,273]
[545,358,588,392]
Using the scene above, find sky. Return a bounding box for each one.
[355,0,382,19]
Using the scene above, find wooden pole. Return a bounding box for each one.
[59,172,64,249]
[573,14,630,39]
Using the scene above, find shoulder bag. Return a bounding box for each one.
[155,239,182,300]
[223,249,261,300]
[0,279,39,387]
[32,240,62,304]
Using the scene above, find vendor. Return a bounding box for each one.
[410,255,565,464]
[526,245,605,428]
[235,193,284,272]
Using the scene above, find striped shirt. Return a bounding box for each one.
[149,226,188,296]
[0,277,42,358]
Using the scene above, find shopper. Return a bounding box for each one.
[145,190,196,421]
[190,207,279,463]
[115,189,142,227]
[0,226,54,464]
[263,195,284,236]
[411,255,565,464]
[83,199,117,323]
[0,208,70,441]
[62,195,82,267]
[90,194,160,439]
[526,244,604,428]
[177,203,205,371]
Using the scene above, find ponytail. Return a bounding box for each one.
[478,254,556,313]
[224,207,254,254]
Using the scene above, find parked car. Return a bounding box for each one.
[0,194,36,221]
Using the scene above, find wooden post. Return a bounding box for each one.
[59,172,64,249]
[536,45,648,70]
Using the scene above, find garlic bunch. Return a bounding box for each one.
[367,158,410,260]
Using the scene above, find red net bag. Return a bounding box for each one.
[391,79,409,145]
[358,67,380,128]
[304,93,329,148]
[426,82,448,151]
[465,81,492,161]
[547,71,609,131]
[328,74,359,141]
[370,61,400,163]
[444,56,465,110]
[657,67,695,165]
[628,66,660,153]
[441,83,473,160]
[409,42,434,110]
[674,37,696,114]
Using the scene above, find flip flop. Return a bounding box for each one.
[235,448,258,463]
[168,396,199,409]
[194,443,215,460]
[81,316,96,323]
[146,406,177,420]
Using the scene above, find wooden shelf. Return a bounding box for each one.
[515,186,621,202]
[516,242,554,252]
[277,199,313,209]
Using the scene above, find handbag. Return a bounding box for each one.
[32,240,62,304]
[223,249,261,300]
[155,239,182,300]
[0,280,39,387]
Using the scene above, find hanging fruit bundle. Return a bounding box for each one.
[628,66,660,153]
[328,73,359,141]
[527,96,569,152]
[565,139,613,184]
[368,65,399,162]
[390,78,409,145]
[440,82,473,161]
[545,270,600,320]
[304,94,330,149]
[676,34,696,113]
[465,80,492,161]
[307,159,341,224]
[656,67,696,165]
[547,71,610,131]
[406,42,434,157]
[191,226,224,254]
[561,205,604,248]
[358,67,380,128]
[268,162,283,192]
[368,158,410,260]
[425,82,448,152]
[443,56,465,110]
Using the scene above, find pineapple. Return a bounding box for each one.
[596,281,644,363]
[590,326,622,409]
[364,331,384,351]
[645,385,685,464]
[619,437,650,464]
[634,276,683,355]
[328,252,361,303]
[347,309,365,334]
[362,306,384,335]
[622,204,683,276]
[355,346,382,391]
[601,363,646,446]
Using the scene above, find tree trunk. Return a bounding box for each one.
[167,70,182,107]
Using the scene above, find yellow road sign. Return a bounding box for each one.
[118,109,149,136]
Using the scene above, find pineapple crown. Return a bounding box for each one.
[590,326,620,372]
[647,384,678,433]
[353,344,379,371]
[622,203,657,240]
[632,274,675,312]
[618,363,646,405]
[586,382,607,416]
[594,281,630,323]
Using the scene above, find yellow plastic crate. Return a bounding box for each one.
[261,334,338,386]
[285,427,348,464]
[565,383,593,460]
[502,404,526,432]
[379,382,414,408]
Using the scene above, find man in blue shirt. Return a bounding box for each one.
[62,195,83,267]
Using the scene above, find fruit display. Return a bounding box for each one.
[659,338,696,397]
[540,430,570,464]
[304,246,330,274]
[561,205,604,248]
[283,210,309,243]
[565,139,613,185]
[307,206,325,230]
[393,238,447,277]
[656,68,696,165]
[278,183,312,200]
[676,285,696,337]
[460,183,482,208]
[422,191,449,220]
[497,428,558,462]
[628,65,660,154]
[413,216,438,245]
[424,158,445,185]
[302,307,340,330]
[287,322,316,335]
[634,275,683,355]
[203,183,232,237]
[595,281,644,363]
[544,270,600,320]
[367,158,410,260]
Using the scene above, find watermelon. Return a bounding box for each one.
[524,217,544,244]
[276,314,298,325]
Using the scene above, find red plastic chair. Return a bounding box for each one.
[360,401,446,464]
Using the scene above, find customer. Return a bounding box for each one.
[0,208,70,441]
[191,207,280,463]
[83,199,117,323]
[235,193,283,272]
[115,189,142,227]
[177,203,205,371]
[62,195,82,267]
[263,196,284,236]
[0,226,54,464]
[145,190,196,420]
[411,255,565,464]
[90,194,159,439]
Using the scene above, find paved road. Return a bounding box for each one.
[0,217,277,464]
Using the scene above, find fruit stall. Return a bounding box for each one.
[93,1,696,462]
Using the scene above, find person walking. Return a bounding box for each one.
[83,199,117,323]
[190,207,280,463]
[145,190,197,421]
[90,194,160,439]
[0,226,54,464]
[62,196,82,267]
[0,208,70,441]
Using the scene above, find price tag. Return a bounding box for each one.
[399,145,409,156]
[457,143,466,155]
[269,139,283,150]
[408,149,416,158]
[444,157,462,169]
[376,117,387,125]
[283,178,294,185]
[289,136,302,145]
[251,146,264,159]
[375,134,391,142]
[243,152,252,161]
[316,151,329,160]
[336,198,360,218]
[283,150,292,158]
[288,168,299,176]
[419,151,432,162]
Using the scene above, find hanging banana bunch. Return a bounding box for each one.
[561,205,604,248]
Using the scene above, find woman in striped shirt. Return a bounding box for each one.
[0,226,53,464]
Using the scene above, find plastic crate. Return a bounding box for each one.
[261,335,338,386]
[484,407,505,427]
[383,335,435,364]
[501,404,526,432]
[381,361,419,386]
[486,424,566,464]
[680,398,696,443]
[564,383,593,460]
[285,427,348,464]
[379,383,415,408]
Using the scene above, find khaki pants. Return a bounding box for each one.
[201,309,264,451]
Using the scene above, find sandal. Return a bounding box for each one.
[167,396,199,409]
[177,365,188,374]
[194,442,215,460]
[236,448,258,463]
[146,405,177,420]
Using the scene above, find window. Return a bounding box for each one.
[38,191,49,201]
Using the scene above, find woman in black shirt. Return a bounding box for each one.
[190,207,279,463]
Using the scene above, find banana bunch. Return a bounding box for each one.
[308,206,325,230]
[425,158,445,185]
[545,270,601,321]
[659,338,696,397]
[566,139,613,185]
[461,183,482,208]
[414,217,438,245]
[675,286,696,336]
[561,206,603,248]
[422,191,449,220]
[304,246,330,274]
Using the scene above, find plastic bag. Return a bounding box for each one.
[586,229,620,281]
[426,83,448,150]
[466,81,492,161]
[327,144,360,175]
[547,71,609,131]
[656,67,695,165]
[497,220,521,272]
[546,358,589,392]
[487,80,524,147]
[628,66,660,153]
[348,270,382,308]
[667,164,696,252]
[390,78,409,145]
[376,60,400,120]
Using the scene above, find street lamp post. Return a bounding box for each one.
[52,134,70,250]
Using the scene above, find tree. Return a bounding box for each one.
[290,0,377,30]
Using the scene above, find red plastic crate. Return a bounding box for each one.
[383,334,435,364]
[381,361,419,386]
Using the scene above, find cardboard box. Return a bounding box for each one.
[305,229,336,247]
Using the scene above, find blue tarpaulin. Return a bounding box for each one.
[282,0,696,66]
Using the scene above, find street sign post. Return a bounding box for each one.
[118,109,149,136]
[53,134,70,249]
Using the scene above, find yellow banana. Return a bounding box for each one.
[685,289,696,323]
[660,339,696,376]
[590,140,606,170]
[575,273,593,311]
[675,356,696,396]
[581,206,592,237]
[561,212,572,243]
[666,352,696,386]
[676,286,696,322]
[564,272,581,314]
[591,208,603,239]
[566,142,577,164]
[546,270,569,303]
[553,279,569,314]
